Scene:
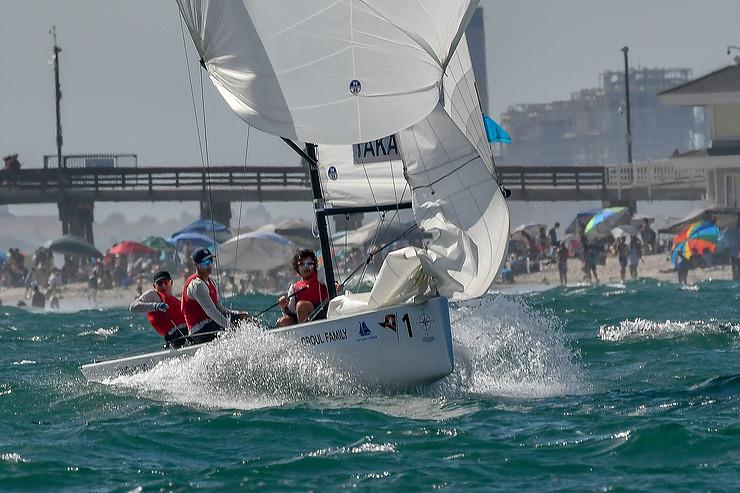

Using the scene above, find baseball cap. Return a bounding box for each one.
[153,271,172,284]
[192,247,214,265]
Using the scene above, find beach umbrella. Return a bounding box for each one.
[108,241,156,256]
[141,236,176,251]
[218,231,295,272]
[260,219,317,248]
[168,231,216,250]
[660,207,740,234]
[671,221,719,250]
[46,235,103,258]
[565,209,600,235]
[611,224,640,238]
[174,219,231,243]
[511,223,546,246]
[585,207,630,238]
[331,220,415,249]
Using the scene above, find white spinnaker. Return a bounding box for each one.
[317,138,407,209]
[399,35,510,301]
[176,0,478,144]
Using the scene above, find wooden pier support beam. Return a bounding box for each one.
[200,199,232,229]
[57,199,95,245]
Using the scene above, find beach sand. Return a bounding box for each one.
[502,253,732,287]
[1,255,730,311]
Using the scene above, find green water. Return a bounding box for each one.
[1,281,738,491]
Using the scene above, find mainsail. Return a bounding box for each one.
[176,0,479,144]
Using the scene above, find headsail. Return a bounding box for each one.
[400,34,510,301]
[328,34,510,316]
[176,0,479,144]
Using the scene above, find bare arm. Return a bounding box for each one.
[129,289,161,314]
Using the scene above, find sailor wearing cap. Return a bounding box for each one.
[129,270,189,348]
[181,248,249,344]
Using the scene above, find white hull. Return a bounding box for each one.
[81,296,453,387]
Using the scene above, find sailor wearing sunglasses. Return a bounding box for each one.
[181,247,249,344]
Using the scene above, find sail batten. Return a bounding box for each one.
[176,0,479,144]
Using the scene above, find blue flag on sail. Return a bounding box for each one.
[483,115,512,144]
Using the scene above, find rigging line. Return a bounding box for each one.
[198,56,223,290]
[179,17,206,180]
[229,124,252,307]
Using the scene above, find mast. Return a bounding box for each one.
[51,26,63,169]
[281,138,337,299]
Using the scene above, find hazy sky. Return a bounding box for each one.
[2,0,738,223]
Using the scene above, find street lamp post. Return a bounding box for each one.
[621,46,633,165]
[51,26,63,169]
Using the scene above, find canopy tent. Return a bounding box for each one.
[217,231,295,273]
[659,207,740,234]
[108,241,156,256]
[45,235,103,259]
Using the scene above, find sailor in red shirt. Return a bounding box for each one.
[181,248,250,344]
[129,271,189,348]
[277,249,338,327]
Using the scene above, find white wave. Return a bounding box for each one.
[432,296,586,398]
[11,360,36,365]
[306,438,397,457]
[1,452,28,463]
[106,320,362,410]
[78,327,118,337]
[599,318,740,342]
[103,296,585,410]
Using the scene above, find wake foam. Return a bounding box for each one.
[599,319,740,342]
[105,295,585,409]
[433,296,586,398]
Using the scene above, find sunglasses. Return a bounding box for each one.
[300,261,315,268]
[199,257,214,267]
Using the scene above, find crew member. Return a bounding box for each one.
[277,249,332,327]
[129,271,189,348]
[182,248,248,344]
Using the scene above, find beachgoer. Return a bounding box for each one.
[676,250,690,284]
[556,243,569,286]
[640,219,656,254]
[277,249,332,327]
[31,283,45,309]
[182,248,249,344]
[129,271,189,349]
[548,223,560,247]
[628,236,642,279]
[616,236,628,282]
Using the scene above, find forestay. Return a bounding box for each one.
[176,0,479,144]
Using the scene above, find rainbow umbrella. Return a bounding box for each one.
[671,222,719,265]
[584,207,630,238]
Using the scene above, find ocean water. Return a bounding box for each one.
[1,281,739,492]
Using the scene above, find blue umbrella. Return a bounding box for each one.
[168,231,217,250]
[174,219,231,243]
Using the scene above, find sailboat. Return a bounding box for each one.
[81,0,510,387]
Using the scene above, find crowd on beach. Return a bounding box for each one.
[500,215,740,286]
[0,241,297,309]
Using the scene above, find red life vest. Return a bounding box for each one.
[294,272,329,307]
[181,273,219,330]
[146,291,186,337]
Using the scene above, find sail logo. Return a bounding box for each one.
[353,134,400,165]
[349,79,361,95]
[357,320,377,342]
[327,166,338,181]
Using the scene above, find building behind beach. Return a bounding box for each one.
[498,67,705,166]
